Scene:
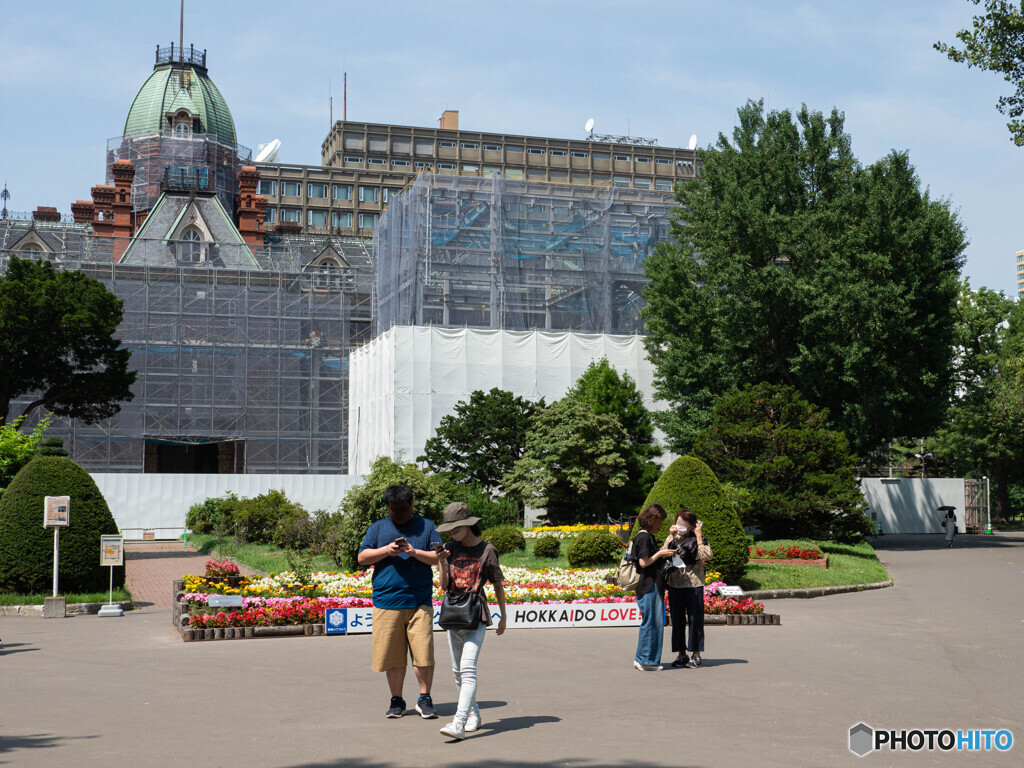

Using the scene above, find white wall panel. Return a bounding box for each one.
[860,478,966,534]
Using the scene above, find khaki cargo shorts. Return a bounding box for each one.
[371,605,435,672]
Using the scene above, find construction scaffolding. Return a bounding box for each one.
[106,132,251,216]
[372,174,674,336]
[1,226,372,474]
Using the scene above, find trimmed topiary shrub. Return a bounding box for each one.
[634,456,748,583]
[532,535,561,559]
[0,456,123,594]
[566,530,622,567]
[481,524,526,555]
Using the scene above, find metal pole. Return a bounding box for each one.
[108,565,114,606]
[52,527,59,597]
[985,476,992,534]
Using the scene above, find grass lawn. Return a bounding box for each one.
[0,588,132,606]
[739,540,890,591]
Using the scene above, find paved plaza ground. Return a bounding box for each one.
[2,533,1022,767]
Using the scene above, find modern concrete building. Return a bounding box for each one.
[1017,249,1023,297]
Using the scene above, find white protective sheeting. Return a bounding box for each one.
[860,478,966,534]
[91,473,362,540]
[348,326,665,475]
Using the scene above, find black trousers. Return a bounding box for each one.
[667,586,705,654]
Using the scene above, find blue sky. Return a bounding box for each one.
[1,0,1020,294]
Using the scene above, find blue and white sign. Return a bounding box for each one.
[325,608,347,634]
[326,608,374,635]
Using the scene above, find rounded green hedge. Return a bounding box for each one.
[634,456,748,584]
[0,456,123,594]
[532,535,561,559]
[566,530,622,567]
[481,524,526,555]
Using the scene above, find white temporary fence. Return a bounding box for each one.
[860,478,966,534]
[91,473,362,540]
[348,325,667,476]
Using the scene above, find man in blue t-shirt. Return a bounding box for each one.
[358,484,443,719]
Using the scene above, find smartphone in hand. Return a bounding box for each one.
[431,542,445,554]
[393,536,408,549]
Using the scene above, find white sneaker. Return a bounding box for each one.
[633,659,663,671]
[440,720,466,740]
[465,708,481,732]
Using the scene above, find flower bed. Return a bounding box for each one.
[523,524,620,539]
[748,543,823,560]
[179,567,764,631]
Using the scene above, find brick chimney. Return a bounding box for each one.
[32,206,61,222]
[71,200,95,224]
[236,165,267,247]
[109,160,136,261]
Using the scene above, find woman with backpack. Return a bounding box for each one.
[631,504,676,671]
[664,508,713,668]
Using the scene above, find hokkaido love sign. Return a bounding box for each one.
[325,602,643,635]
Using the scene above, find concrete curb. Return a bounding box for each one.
[0,600,134,617]
[744,580,894,600]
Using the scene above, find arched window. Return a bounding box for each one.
[313,259,341,289]
[174,122,191,139]
[20,243,44,255]
[177,228,203,263]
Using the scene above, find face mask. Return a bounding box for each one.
[678,526,689,535]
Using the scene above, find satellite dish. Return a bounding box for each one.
[255,139,282,163]
[688,134,697,151]
[584,118,595,134]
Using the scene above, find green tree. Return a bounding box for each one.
[642,100,966,456]
[936,1,1024,145]
[503,397,628,524]
[635,456,748,584]
[933,282,1024,517]
[0,456,122,593]
[567,358,662,512]
[0,416,50,496]
[0,256,136,428]
[693,383,871,541]
[337,456,455,570]
[419,388,543,494]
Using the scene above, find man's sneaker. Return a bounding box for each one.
[465,707,481,732]
[671,653,688,668]
[385,696,406,718]
[691,654,703,668]
[415,694,438,719]
[439,720,466,740]
[633,659,663,671]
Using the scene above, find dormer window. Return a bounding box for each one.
[177,227,203,263]
[174,122,190,138]
[20,243,44,256]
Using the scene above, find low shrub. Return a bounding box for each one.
[186,493,239,536]
[274,513,314,550]
[482,524,526,555]
[566,530,622,567]
[532,535,561,559]
[232,490,307,545]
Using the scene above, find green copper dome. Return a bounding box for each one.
[123,57,236,147]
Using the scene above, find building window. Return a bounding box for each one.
[174,122,190,138]
[549,149,567,156]
[279,208,301,223]
[654,179,674,191]
[308,209,327,226]
[177,228,203,263]
[258,180,276,195]
[343,155,363,164]
[21,243,44,254]
[438,163,456,170]
[358,186,379,202]
[460,142,478,149]
[439,140,457,147]
[358,213,379,229]
[526,147,544,155]
[331,211,353,228]
[382,187,402,204]
[613,176,631,187]
[415,161,432,169]
[506,145,524,153]
[570,150,589,158]
[313,261,341,289]
[677,159,694,170]
[280,181,300,197]
[332,184,352,201]
[633,178,652,189]
[391,159,410,167]
[483,166,502,177]
[483,144,501,151]
[461,164,478,172]
[655,157,671,165]
[308,183,328,199]
[415,139,434,155]
[635,156,651,164]
[264,208,277,223]
[368,157,387,166]
[368,134,387,152]
[593,152,610,160]
[614,154,629,162]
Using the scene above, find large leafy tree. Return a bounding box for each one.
[419,388,543,493]
[642,100,966,456]
[936,1,1024,145]
[933,282,1024,517]
[503,397,628,524]
[566,358,662,512]
[0,256,136,428]
[693,383,871,541]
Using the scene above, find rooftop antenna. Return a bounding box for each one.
[688,134,697,151]
[584,118,595,137]
[329,77,333,127]
[1,181,9,220]
[179,0,184,63]
[344,71,347,121]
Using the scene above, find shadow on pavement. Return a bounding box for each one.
[872,533,1024,552]
[0,733,97,759]
[0,642,39,656]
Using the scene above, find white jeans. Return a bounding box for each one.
[446,624,486,723]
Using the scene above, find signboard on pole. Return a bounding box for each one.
[100,535,124,567]
[44,496,70,527]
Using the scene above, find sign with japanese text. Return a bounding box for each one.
[100,535,123,566]
[44,496,70,528]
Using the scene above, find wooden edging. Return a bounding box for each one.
[743,580,894,600]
